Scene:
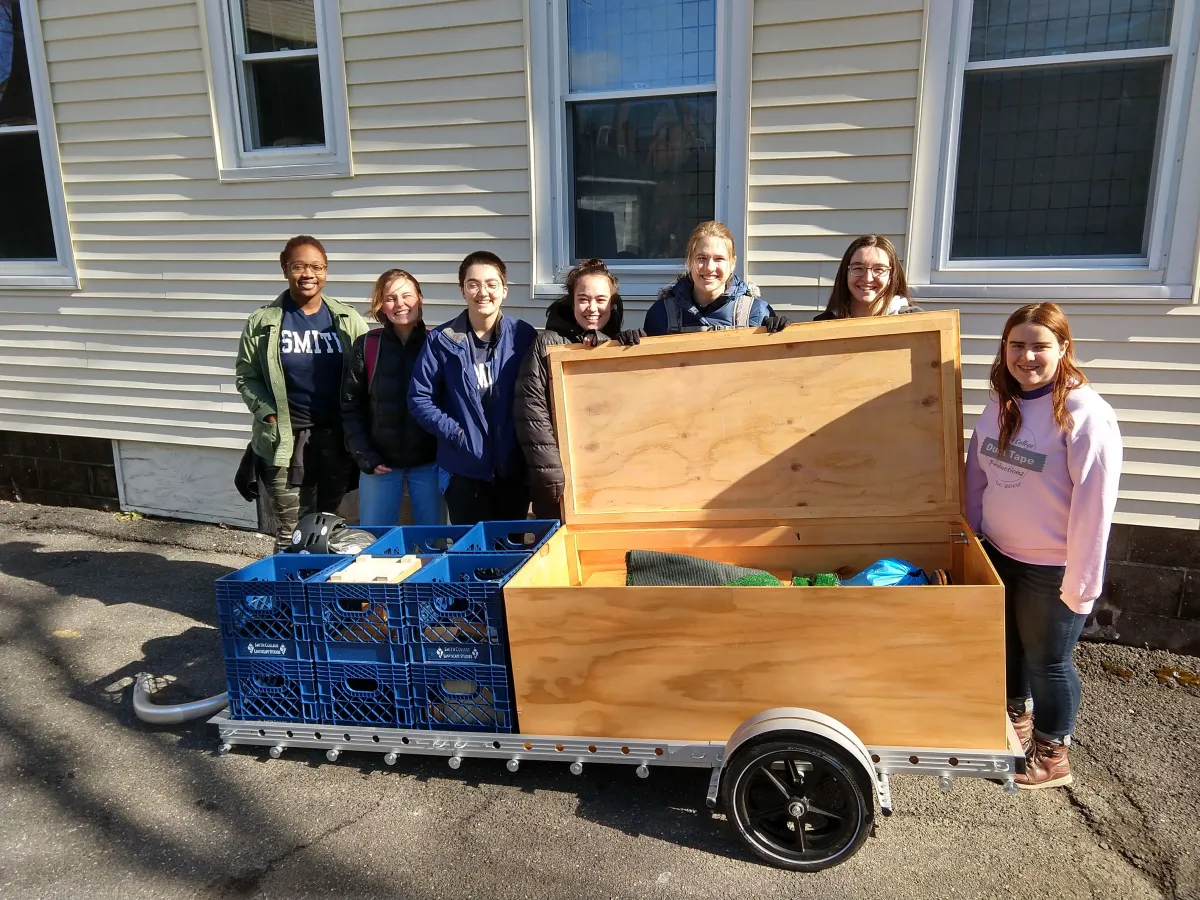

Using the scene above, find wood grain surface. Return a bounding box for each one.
[545,312,964,527]
[503,576,1007,749]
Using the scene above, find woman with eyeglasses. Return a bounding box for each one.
[235,235,368,551]
[814,234,916,320]
[408,250,537,524]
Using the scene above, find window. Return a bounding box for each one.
[529,0,752,296]
[0,0,76,286]
[908,0,1200,295]
[199,0,351,181]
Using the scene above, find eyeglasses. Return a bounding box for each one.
[286,263,327,275]
[848,265,891,278]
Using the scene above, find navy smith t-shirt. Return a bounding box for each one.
[279,297,343,428]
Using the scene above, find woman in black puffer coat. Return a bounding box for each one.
[341,268,443,525]
[514,259,635,520]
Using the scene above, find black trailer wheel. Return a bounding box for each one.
[721,737,874,872]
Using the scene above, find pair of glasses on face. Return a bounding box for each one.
[287,263,327,275]
[848,265,891,278]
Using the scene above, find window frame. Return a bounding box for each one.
[198,0,352,182]
[0,0,77,289]
[908,0,1200,300]
[528,0,753,299]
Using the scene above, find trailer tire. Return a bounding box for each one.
[722,736,873,871]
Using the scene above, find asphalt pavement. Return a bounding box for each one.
[0,500,1197,900]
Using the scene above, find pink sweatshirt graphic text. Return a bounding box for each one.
[965,384,1123,614]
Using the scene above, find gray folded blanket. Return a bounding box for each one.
[625,550,778,586]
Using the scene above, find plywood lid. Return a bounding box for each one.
[546,311,964,527]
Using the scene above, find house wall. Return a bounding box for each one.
[746,0,923,305]
[0,0,1196,535]
[0,0,536,518]
[745,0,1200,533]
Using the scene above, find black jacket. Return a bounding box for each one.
[513,295,625,512]
[341,323,438,473]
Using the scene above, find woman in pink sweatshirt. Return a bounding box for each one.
[966,302,1122,790]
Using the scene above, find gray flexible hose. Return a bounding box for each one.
[133,672,228,724]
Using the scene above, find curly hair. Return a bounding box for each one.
[279,235,327,268]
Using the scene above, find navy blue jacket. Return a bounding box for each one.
[407,310,537,482]
[643,274,769,335]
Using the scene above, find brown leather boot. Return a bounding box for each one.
[1007,702,1033,754]
[1016,737,1072,789]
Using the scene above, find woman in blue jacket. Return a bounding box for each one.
[407,251,537,524]
[643,221,788,335]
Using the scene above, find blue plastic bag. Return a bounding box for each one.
[841,558,929,587]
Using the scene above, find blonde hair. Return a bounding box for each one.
[685,221,736,273]
[367,269,423,325]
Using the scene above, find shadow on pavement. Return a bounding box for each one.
[0,536,407,898]
[0,540,228,627]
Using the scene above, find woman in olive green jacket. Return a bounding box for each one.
[235,235,368,551]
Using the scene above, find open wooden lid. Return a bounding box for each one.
[545,310,964,528]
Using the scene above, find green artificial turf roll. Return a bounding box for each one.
[724,572,784,587]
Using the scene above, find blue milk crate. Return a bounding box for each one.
[215,554,343,661]
[306,554,440,663]
[314,661,412,728]
[401,553,528,664]
[410,663,514,732]
[225,659,319,724]
[364,525,471,556]
[453,520,557,554]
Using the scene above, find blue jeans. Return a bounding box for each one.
[985,542,1088,740]
[358,463,445,526]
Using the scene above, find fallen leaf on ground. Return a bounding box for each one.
[1101,661,1134,678]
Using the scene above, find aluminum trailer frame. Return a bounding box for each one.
[208,711,1024,809]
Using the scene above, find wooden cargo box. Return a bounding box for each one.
[503,312,1007,751]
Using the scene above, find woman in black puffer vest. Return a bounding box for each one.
[514,259,633,520]
[341,269,443,525]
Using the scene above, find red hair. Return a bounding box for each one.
[990,303,1088,454]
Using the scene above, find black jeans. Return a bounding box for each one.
[985,541,1088,740]
[258,426,356,552]
[444,472,530,525]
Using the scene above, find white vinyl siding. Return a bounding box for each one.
[1,0,1196,530]
[0,0,533,457]
[744,0,1200,530]
[745,0,924,309]
[946,301,1200,530]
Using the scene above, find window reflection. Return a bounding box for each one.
[952,62,1165,258]
[241,0,318,54]
[571,95,715,260]
[0,0,35,126]
[968,0,1173,61]
[568,0,716,91]
[246,57,324,148]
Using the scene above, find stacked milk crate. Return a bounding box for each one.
[214,520,557,733]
